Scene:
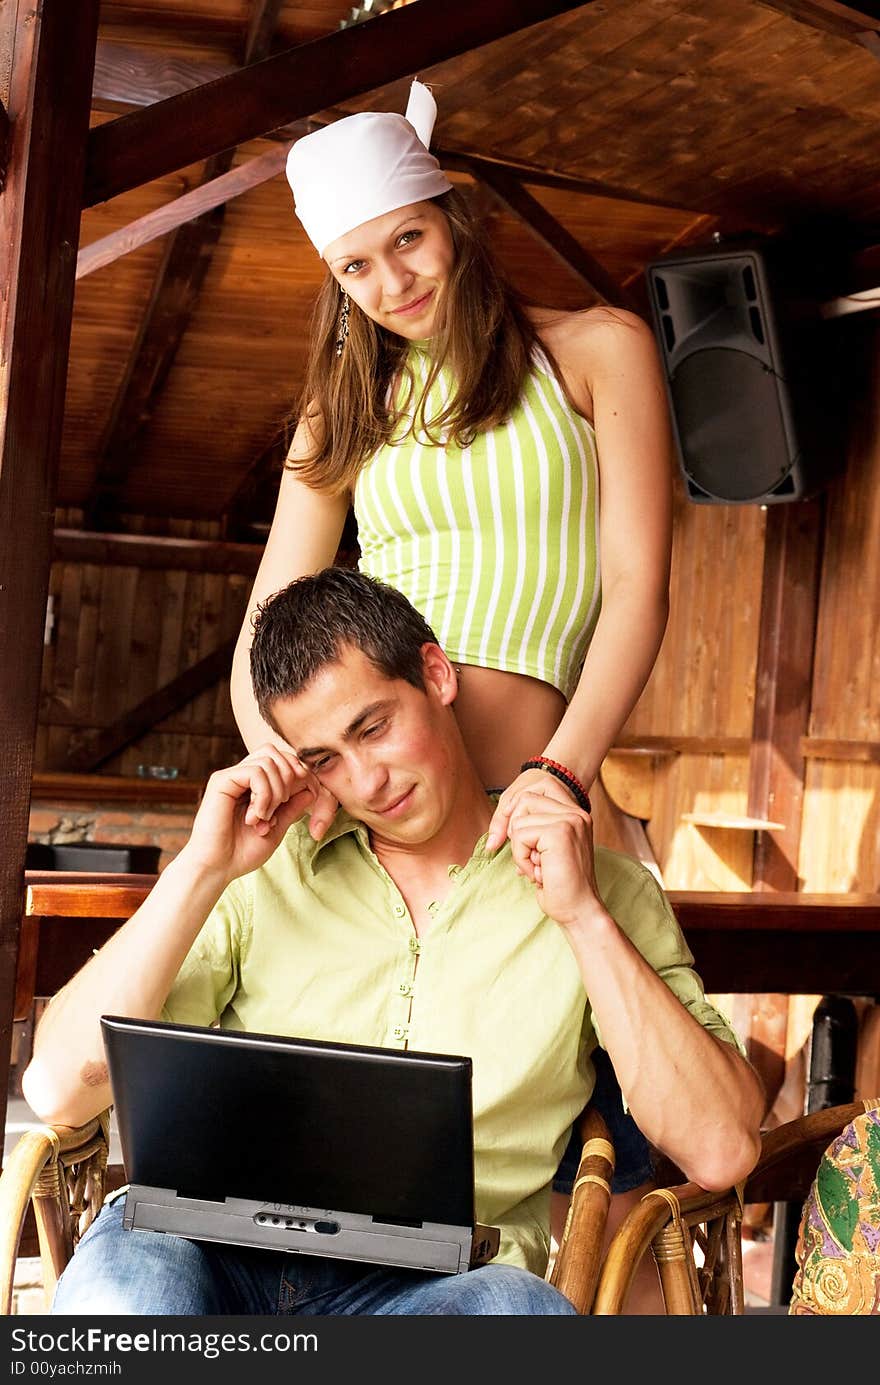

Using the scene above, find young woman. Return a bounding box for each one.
[230,83,674,1310]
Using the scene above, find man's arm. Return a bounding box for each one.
[507,792,765,1191]
[22,745,318,1129]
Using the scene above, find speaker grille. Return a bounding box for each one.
[671,349,792,502]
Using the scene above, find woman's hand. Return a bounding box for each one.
[486,767,582,852]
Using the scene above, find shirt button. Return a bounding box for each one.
[393,1025,409,1039]
[408,937,421,953]
[398,982,412,996]
[393,904,406,917]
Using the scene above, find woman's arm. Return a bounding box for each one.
[487,310,673,847]
[544,309,673,785]
[230,416,350,755]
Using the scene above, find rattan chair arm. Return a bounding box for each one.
[54,1114,110,1169]
[0,1128,61,1315]
[743,1100,868,1204]
[0,1115,110,1316]
[591,1180,740,1315]
[549,1105,614,1313]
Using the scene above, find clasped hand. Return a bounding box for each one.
[504,788,602,929]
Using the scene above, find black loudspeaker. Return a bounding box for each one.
[645,243,833,504]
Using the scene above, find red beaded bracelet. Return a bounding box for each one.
[520,756,591,814]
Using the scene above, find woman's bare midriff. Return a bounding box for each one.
[451,663,567,789]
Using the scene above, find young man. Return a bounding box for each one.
[24,569,764,1316]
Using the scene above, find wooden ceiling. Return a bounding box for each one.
[64,0,880,532]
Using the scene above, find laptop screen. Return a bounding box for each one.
[101,1016,476,1228]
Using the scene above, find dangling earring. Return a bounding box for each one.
[335,291,351,357]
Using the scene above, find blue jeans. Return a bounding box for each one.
[554,1048,654,1196]
[51,1198,576,1316]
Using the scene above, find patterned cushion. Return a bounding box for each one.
[789,1102,880,1315]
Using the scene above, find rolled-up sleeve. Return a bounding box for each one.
[161,876,250,1029]
[592,850,746,1057]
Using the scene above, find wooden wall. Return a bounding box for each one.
[35,516,249,782]
[616,313,880,900]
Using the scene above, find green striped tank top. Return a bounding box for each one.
[354,345,600,701]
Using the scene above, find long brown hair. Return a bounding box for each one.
[288,188,543,496]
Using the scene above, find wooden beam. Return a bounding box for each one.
[85,151,233,526]
[0,99,9,190]
[90,47,703,218]
[31,773,203,805]
[85,0,296,519]
[748,500,825,891]
[76,143,290,280]
[756,1,880,40]
[473,162,635,309]
[52,529,263,574]
[440,147,699,215]
[737,495,823,1112]
[821,286,880,318]
[223,438,288,538]
[0,0,100,1151]
[83,0,596,206]
[57,637,238,774]
[801,737,880,762]
[76,132,697,286]
[613,734,751,756]
[243,0,285,66]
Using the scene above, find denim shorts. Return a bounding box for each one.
[553,1047,654,1196]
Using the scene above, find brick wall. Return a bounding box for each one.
[28,800,196,871]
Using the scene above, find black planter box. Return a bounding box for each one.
[25,842,162,874]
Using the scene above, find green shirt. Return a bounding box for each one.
[163,814,740,1276]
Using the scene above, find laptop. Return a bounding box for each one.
[100,1015,500,1275]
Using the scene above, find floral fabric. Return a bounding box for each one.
[789,1102,880,1315]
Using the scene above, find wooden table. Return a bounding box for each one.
[17,872,157,1019]
[19,876,880,1006]
[669,891,880,996]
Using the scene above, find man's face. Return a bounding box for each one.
[270,642,459,848]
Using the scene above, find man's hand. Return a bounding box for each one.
[485,767,580,852]
[506,790,602,929]
[184,745,326,886]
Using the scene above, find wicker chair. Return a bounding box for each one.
[0,1113,111,1315]
[0,1103,614,1316]
[591,1099,874,1314]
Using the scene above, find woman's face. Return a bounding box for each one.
[323,200,455,341]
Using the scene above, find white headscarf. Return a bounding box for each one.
[286,80,453,258]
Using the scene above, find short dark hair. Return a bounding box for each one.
[250,567,439,725]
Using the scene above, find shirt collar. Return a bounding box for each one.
[304,794,503,870]
[306,809,366,867]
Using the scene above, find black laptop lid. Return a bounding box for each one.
[101,1016,475,1227]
